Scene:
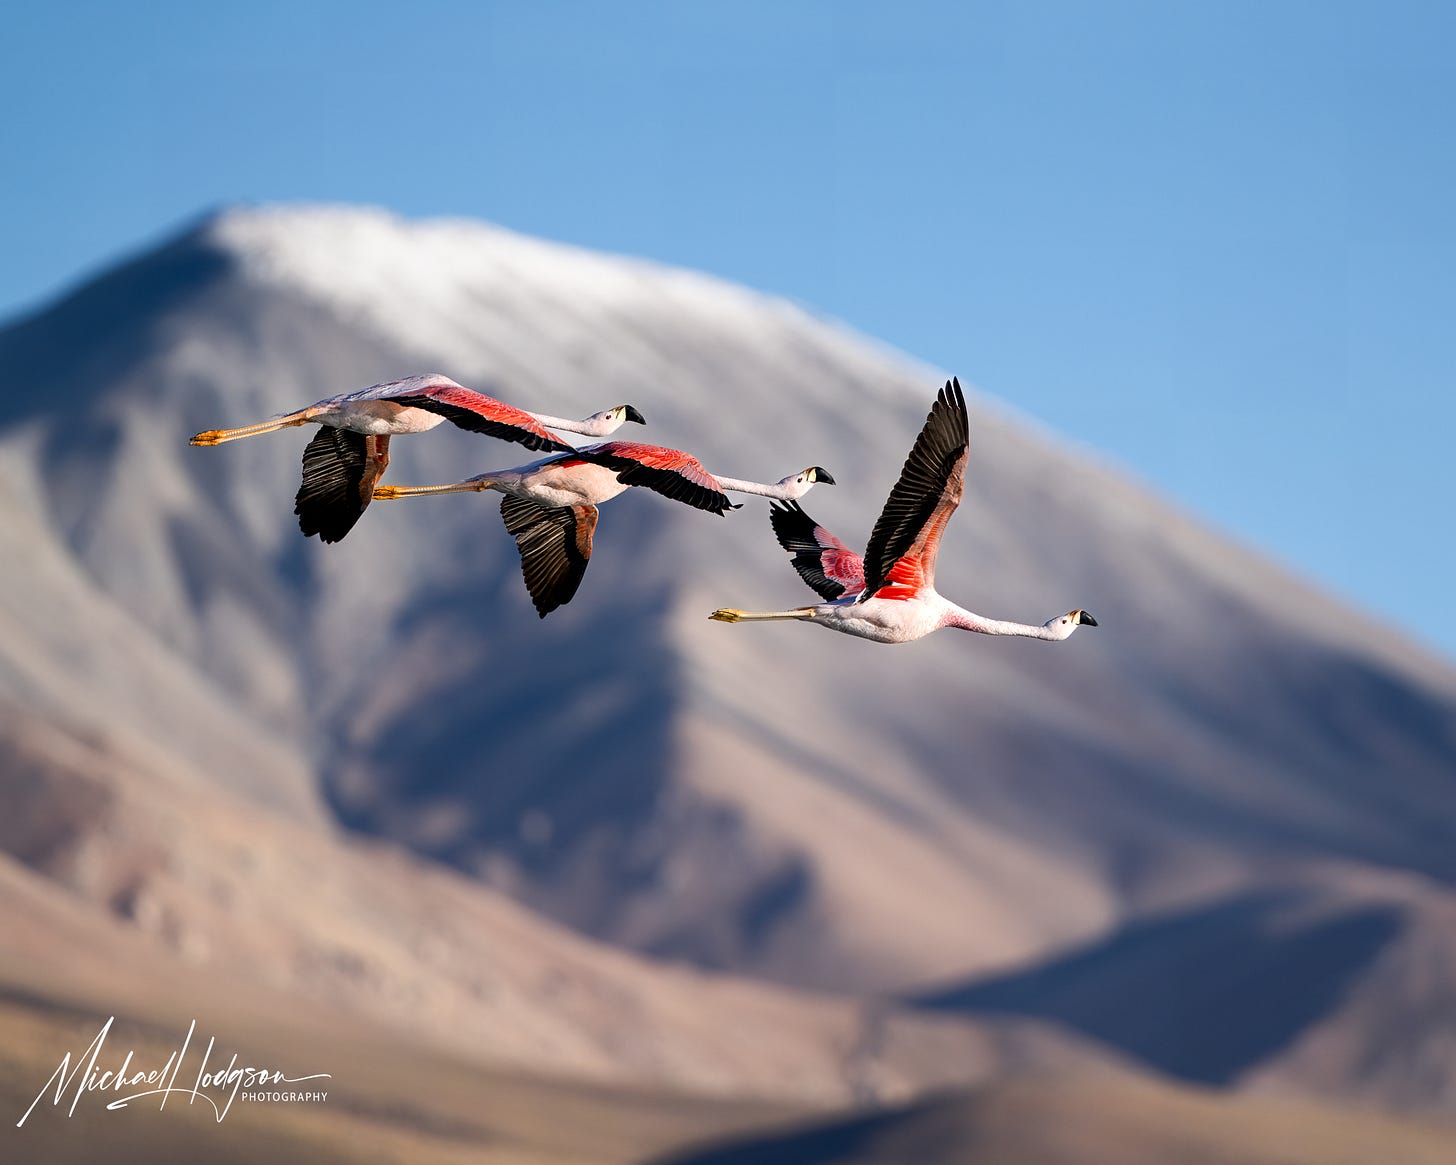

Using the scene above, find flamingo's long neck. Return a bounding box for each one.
[943,606,1058,640]
[530,412,612,437]
[712,475,799,499]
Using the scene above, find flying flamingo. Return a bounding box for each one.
[188,373,645,543]
[372,441,835,616]
[709,378,1097,644]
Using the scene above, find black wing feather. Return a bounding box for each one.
[499,494,599,618]
[770,501,850,601]
[571,450,732,515]
[295,426,375,544]
[391,395,573,453]
[859,378,969,599]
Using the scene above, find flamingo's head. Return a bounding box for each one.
[780,466,836,497]
[1044,609,1098,640]
[581,405,647,436]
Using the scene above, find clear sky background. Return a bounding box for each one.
[4,2,1452,658]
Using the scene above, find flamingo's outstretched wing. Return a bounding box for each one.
[345,374,573,453]
[769,501,865,600]
[573,441,733,515]
[860,378,970,600]
[499,494,599,618]
[295,428,390,543]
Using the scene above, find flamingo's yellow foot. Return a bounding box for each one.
[372,485,403,500]
[710,609,746,623]
[189,430,225,446]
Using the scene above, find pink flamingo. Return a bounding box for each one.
[372,441,834,616]
[710,379,1097,643]
[189,373,644,543]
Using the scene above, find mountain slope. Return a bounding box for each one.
[652,1073,1456,1165]
[0,698,1108,1107]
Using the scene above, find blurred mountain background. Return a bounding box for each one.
[6,0,1454,1157]
[1,205,1454,1162]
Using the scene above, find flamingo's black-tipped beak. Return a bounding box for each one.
[1075,610,1098,627]
[810,467,835,485]
[623,405,647,425]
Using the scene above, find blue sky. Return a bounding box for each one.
[4,1,1452,658]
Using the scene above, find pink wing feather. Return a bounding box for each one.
[769,501,866,601]
[573,441,732,514]
[354,375,572,453]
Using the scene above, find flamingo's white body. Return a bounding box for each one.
[188,373,645,543]
[452,456,646,511]
[711,379,1097,645]
[373,442,834,616]
[731,590,1093,644]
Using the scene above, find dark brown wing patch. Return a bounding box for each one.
[499,494,599,618]
[295,427,391,544]
[860,378,969,598]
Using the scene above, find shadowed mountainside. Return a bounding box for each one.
[916,885,1411,1085]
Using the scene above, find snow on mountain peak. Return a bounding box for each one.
[200,204,809,370]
